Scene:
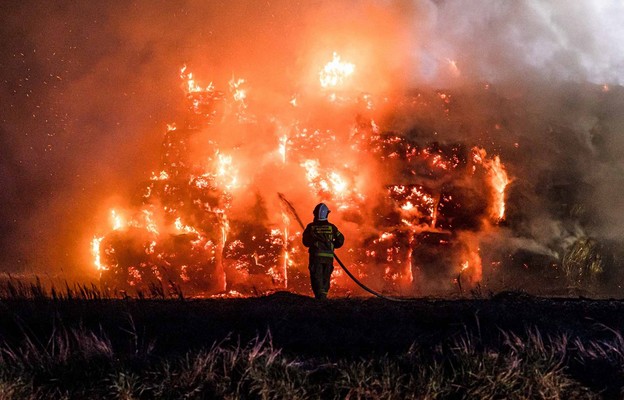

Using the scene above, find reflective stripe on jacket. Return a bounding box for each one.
[302,220,344,258]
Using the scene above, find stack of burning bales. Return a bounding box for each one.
[93,63,623,297]
[96,84,501,296]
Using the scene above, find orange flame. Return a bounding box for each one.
[175,217,199,236]
[278,135,288,163]
[319,52,355,89]
[91,236,104,271]
[110,209,124,231]
[473,148,510,221]
[488,155,509,221]
[216,153,238,190]
[180,64,214,94]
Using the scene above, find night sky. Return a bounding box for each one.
[1,1,623,278]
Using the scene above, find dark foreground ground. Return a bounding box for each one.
[2,291,624,398]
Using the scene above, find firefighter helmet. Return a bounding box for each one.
[313,203,331,221]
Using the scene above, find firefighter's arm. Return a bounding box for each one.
[302,224,314,247]
[333,225,345,249]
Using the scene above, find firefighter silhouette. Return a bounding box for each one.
[302,203,344,299]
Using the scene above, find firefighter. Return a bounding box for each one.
[302,203,344,299]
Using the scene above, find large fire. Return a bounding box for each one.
[91,54,510,297]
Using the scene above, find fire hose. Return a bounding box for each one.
[278,193,407,302]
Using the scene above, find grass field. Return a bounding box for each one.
[1,281,623,398]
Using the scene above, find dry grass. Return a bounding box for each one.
[0,279,623,398]
[0,323,619,399]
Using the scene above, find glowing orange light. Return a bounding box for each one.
[91,236,104,271]
[379,232,394,241]
[229,77,247,104]
[489,155,509,221]
[328,171,347,195]
[278,135,288,163]
[175,217,199,236]
[319,52,355,89]
[302,159,320,182]
[472,148,510,221]
[180,65,214,94]
[150,170,169,181]
[142,209,159,235]
[110,209,124,230]
[216,153,238,190]
[401,202,415,211]
[146,240,157,255]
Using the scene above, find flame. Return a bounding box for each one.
[473,148,510,221]
[302,159,320,182]
[328,171,347,196]
[300,159,361,210]
[91,236,104,270]
[319,52,355,89]
[91,56,513,297]
[229,77,247,104]
[175,217,199,236]
[180,64,214,94]
[390,185,436,218]
[216,153,238,190]
[221,216,230,245]
[278,135,288,163]
[110,209,124,231]
[192,174,212,189]
[142,209,159,236]
[150,170,169,181]
[488,156,509,221]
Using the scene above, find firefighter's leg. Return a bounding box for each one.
[319,261,334,299]
[309,257,324,299]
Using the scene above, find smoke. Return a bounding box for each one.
[1,0,623,294]
[411,0,624,86]
[408,1,624,288]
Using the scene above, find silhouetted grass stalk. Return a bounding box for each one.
[1,324,620,398]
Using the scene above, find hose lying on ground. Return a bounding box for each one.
[278,193,407,302]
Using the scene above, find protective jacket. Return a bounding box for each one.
[302,220,344,258]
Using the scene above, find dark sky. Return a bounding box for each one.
[1,0,623,276]
[1,2,185,273]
